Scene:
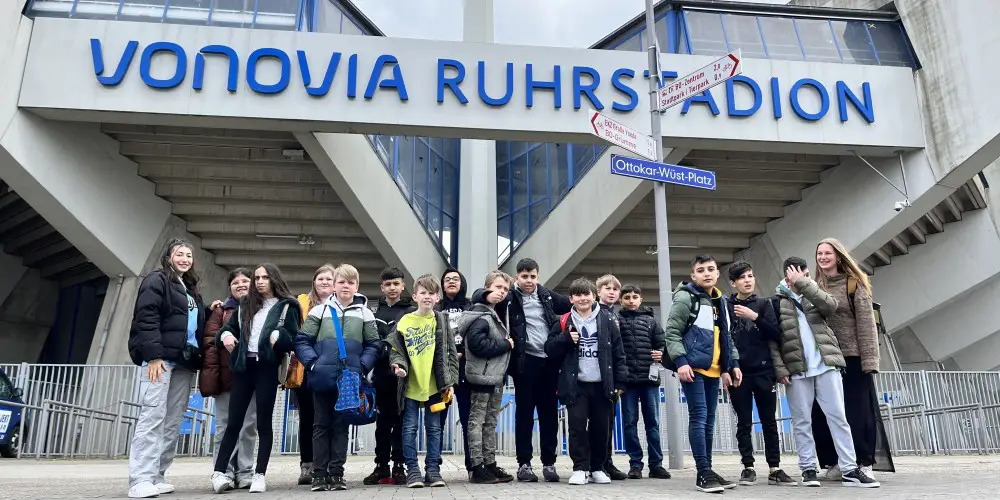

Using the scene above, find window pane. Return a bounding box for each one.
[444,139,461,165]
[512,209,529,249]
[529,200,549,232]
[868,22,912,67]
[655,15,669,52]
[412,194,426,223]
[373,135,392,170]
[551,142,570,198]
[512,154,528,211]
[497,163,510,217]
[429,151,443,208]
[496,141,510,167]
[443,163,458,217]
[795,19,841,63]
[396,137,413,201]
[613,31,643,52]
[441,214,455,259]
[341,16,364,35]
[254,0,298,29]
[757,16,802,61]
[722,14,766,59]
[426,203,442,239]
[572,144,596,183]
[310,1,342,33]
[413,139,429,200]
[529,146,548,203]
[497,215,511,264]
[831,20,877,65]
[684,11,729,56]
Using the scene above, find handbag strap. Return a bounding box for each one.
[327,304,348,362]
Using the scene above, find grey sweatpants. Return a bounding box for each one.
[467,385,503,467]
[785,369,858,474]
[212,391,258,481]
[128,366,193,488]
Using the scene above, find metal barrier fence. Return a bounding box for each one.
[1,363,997,460]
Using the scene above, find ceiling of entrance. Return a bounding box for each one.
[560,150,986,304]
[102,124,388,297]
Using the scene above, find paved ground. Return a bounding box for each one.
[0,453,995,499]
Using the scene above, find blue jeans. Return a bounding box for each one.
[681,373,720,474]
[621,384,663,469]
[401,398,443,476]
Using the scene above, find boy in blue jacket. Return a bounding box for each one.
[664,255,742,494]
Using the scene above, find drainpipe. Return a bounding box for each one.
[95,275,125,365]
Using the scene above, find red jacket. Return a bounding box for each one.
[199,299,237,396]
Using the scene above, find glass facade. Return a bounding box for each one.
[27,0,462,264]
[499,7,917,264]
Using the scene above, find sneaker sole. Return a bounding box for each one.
[843,481,880,488]
[721,484,737,490]
[332,485,348,491]
[696,486,725,493]
[518,477,539,482]
[768,480,797,486]
[801,481,821,487]
[428,481,446,487]
[407,483,424,489]
[310,486,330,492]
[739,480,756,486]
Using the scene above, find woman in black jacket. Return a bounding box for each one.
[210,263,300,494]
[126,239,206,499]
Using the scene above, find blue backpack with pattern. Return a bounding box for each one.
[328,305,378,426]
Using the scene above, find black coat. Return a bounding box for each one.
[372,296,415,379]
[616,307,666,385]
[727,293,780,376]
[497,284,572,377]
[128,269,206,366]
[544,308,627,406]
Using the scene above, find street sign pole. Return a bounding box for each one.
[643,0,685,470]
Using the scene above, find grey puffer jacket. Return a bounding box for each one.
[461,289,512,392]
[771,277,844,379]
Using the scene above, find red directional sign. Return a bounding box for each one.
[658,50,742,111]
[588,109,657,161]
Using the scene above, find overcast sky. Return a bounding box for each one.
[350,0,788,48]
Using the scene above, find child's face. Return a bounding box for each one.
[731,270,755,295]
[334,276,358,302]
[691,260,720,291]
[571,291,595,312]
[380,278,405,302]
[621,292,642,311]
[599,283,620,305]
[485,278,509,305]
[412,285,440,310]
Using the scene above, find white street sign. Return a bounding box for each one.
[658,50,742,111]
[588,109,657,161]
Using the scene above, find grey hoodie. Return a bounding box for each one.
[571,305,601,383]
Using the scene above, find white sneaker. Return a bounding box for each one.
[128,482,160,498]
[235,475,253,489]
[820,465,842,481]
[154,483,175,494]
[211,472,234,494]
[249,473,267,493]
[589,471,612,484]
[860,465,875,480]
[568,470,588,485]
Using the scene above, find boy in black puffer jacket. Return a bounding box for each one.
[616,284,671,480]
[726,261,794,487]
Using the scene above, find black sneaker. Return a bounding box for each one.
[391,464,406,485]
[768,469,796,486]
[516,464,538,482]
[605,463,628,480]
[310,477,330,492]
[712,471,736,490]
[696,471,724,493]
[801,469,821,487]
[487,463,514,483]
[425,472,446,488]
[406,471,424,488]
[363,465,389,486]
[628,467,642,479]
[471,464,499,484]
[330,476,348,491]
[842,468,880,488]
[739,467,757,486]
[649,466,672,479]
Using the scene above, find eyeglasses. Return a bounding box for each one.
[443,277,461,283]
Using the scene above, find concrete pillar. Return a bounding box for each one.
[457,0,498,283]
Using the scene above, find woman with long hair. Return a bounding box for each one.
[812,238,894,480]
[127,239,206,499]
[291,264,337,485]
[199,268,258,489]
[210,263,301,494]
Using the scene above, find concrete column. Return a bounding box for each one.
[457,0,498,282]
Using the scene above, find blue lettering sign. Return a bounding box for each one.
[610,154,716,191]
[87,39,877,124]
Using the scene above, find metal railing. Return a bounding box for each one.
[2,363,998,460]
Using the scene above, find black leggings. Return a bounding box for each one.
[295,386,314,464]
[214,358,279,474]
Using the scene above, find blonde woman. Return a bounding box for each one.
[290,264,337,485]
[812,238,893,480]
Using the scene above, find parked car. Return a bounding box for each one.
[0,367,26,458]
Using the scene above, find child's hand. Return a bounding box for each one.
[392,364,407,378]
[569,328,579,344]
[721,372,733,390]
[651,350,663,362]
[731,367,743,387]
[778,376,791,386]
[506,338,514,349]
[677,365,694,383]
[442,386,454,401]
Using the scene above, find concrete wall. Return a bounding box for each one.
[0,268,58,364]
[0,248,28,308]
[19,18,923,151]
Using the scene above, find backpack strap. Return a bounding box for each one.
[560,312,571,331]
[673,289,700,335]
[847,277,858,318]
[327,304,348,365]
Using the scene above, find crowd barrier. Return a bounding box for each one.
[1,363,997,460]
